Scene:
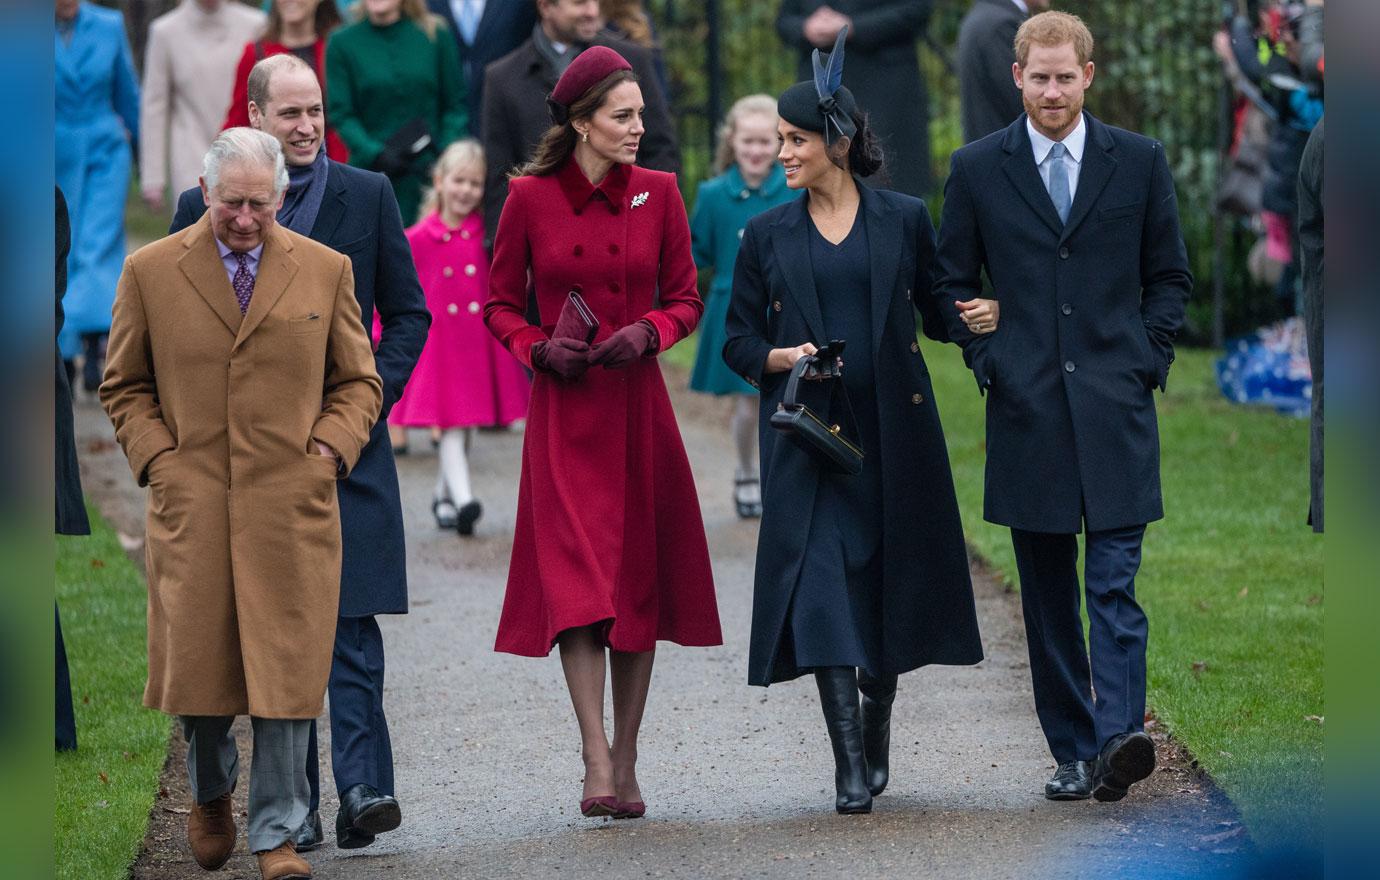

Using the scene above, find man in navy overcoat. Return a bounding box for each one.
[171,55,429,849]
[934,11,1191,804]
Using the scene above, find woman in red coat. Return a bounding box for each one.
[221,0,349,162]
[485,47,722,820]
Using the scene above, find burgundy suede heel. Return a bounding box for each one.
[612,800,646,819]
[580,796,618,817]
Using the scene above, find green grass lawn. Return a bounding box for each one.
[56,506,170,880]
[924,340,1323,854]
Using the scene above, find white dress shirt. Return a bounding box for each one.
[449,0,486,44]
[1027,113,1087,204]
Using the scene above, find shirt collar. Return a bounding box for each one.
[1011,0,1030,15]
[214,235,264,265]
[420,210,482,242]
[726,163,788,199]
[1027,113,1087,166]
[556,158,632,215]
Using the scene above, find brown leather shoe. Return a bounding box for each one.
[187,792,236,870]
[256,842,312,879]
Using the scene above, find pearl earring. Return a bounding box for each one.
[581,131,589,143]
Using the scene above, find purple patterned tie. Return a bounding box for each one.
[232,252,254,314]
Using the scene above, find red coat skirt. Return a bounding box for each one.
[484,159,722,656]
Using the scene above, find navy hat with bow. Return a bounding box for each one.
[777,26,858,146]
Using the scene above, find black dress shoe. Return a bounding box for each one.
[455,500,483,536]
[1044,760,1092,800]
[814,667,873,814]
[1092,731,1156,802]
[336,783,402,849]
[293,809,323,851]
[858,670,897,797]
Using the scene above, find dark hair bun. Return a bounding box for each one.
[847,111,884,178]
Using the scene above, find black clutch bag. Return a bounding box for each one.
[768,343,863,475]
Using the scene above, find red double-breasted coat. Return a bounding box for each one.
[485,159,722,656]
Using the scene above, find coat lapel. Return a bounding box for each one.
[1000,117,1064,238]
[770,200,827,343]
[308,161,349,246]
[1059,114,1118,243]
[234,226,299,351]
[859,184,901,360]
[178,215,244,337]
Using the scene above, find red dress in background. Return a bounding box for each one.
[389,211,530,428]
[221,39,349,162]
[485,159,722,656]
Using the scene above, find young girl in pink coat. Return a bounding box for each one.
[390,139,531,535]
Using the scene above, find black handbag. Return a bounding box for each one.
[768,346,863,475]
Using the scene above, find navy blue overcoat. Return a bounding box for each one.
[723,184,983,686]
[933,113,1192,534]
[172,160,430,616]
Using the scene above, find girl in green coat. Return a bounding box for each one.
[689,95,800,518]
[327,0,468,222]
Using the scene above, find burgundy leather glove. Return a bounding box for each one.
[589,320,658,369]
[532,337,590,380]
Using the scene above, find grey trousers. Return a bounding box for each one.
[182,716,311,854]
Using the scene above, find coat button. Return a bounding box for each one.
[442,266,454,278]
[906,287,912,300]
[1064,360,1076,373]
[910,341,919,353]
[608,243,619,254]
[468,301,480,314]
[442,232,452,242]
[465,264,477,276]
[609,281,621,292]
[772,300,782,312]
[1059,246,1070,259]
[739,189,750,199]
[573,245,583,256]
[911,393,923,404]
[1061,303,1072,315]
[446,303,458,315]
[460,229,470,239]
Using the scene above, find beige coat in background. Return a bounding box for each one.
[100,213,382,719]
[139,0,265,199]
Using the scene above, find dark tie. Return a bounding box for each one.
[232,252,254,314]
[1048,142,1071,225]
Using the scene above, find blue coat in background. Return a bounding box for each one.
[55,1,139,359]
[171,160,430,617]
[689,163,798,395]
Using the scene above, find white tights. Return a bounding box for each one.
[730,395,757,481]
[434,427,474,507]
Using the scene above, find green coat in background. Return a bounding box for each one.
[327,16,469,223]
[690,163,798,395]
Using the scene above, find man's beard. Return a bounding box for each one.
[1024,94,1082,139]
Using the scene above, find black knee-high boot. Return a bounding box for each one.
[858,669,898,796]
[814,667,872,814]
[81,332,105,393]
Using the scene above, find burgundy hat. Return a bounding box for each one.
[546,46,634,124]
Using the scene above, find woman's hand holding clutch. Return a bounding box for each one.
[533,337,591,381]
[589,320,658,369]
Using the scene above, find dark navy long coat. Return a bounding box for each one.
[933,113,1192,535]
[172,160,429,616]
[724,184,983,686]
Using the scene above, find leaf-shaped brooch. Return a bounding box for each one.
[631,191,650,209]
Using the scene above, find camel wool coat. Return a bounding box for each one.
[100,214,382,718]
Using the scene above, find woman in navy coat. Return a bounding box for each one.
[55,0,139,391]
[723,35,994,814]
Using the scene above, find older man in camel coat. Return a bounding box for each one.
[101,127,381,880]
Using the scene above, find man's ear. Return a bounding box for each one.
[1083,61,1096,89]
[1012,62,1024,90]
[200,177,211,207]
[248,101,263,129]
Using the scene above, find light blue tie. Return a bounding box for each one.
[1048,142,1071,225]
[458,0,480,45]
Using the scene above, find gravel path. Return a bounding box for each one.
[74,367,1253,880]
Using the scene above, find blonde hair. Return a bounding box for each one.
[600,0,654,48]
[419,138,486,222]
[1014,10,1094,67]
[357,0,441,40]
[712,94,779,174]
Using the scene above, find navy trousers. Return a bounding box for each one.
[1011,524,1148,765]
[56,605,77,751]
[306,615,394,810]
